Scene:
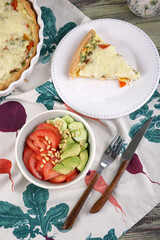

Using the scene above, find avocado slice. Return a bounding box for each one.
[60,143,81,160]
[59,138,75,149]
[80,142,88,152]
[53,156,80,174]
[62,156,80,168]
[77,150,89,172]
[53,164,73,175]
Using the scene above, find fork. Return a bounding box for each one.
[62,134,124,230]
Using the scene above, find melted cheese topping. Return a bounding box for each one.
[79,45,140,81]
[0,0,36,84]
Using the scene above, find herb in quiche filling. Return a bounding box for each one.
[79,36,101,63]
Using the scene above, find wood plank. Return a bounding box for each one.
[70,0,160,54]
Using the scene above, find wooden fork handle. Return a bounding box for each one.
[90,160,130,213]
[62,171,100,230]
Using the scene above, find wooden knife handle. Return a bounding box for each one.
[90,160,130,213]
[62,171,100,230]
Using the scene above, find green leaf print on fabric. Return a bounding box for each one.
[129,104,153,120]
[86,229,117,240]
[0,94,10,104]
[39,6,76,64]
[0,201,29,228]
[36,81,63,110]
[129,85,160,142]
[154,103,160,110]
[0,184,69,239]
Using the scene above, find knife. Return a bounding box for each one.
[90,117,153,213]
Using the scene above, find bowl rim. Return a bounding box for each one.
[0,0,44,97]
[15,109,96,189]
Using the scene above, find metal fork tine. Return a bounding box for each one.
[105,133,119,154]
[111,135,121,151]
[115,138,125,155]
[111,136,123,158]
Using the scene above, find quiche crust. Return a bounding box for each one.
[69,29,97,78]
[0,0,39,91]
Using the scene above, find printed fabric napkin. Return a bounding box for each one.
[0,0,160,239]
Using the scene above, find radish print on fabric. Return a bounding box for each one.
[0,159,14,191]
[85,170,126,222]
[127,153,160,185]
[0,101,27,133]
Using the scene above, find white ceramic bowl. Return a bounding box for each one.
[0,0,44,97]
[15,110,96,189]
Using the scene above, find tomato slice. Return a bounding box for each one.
[27,40,34,53]
[98,44,110,49]
[36,160,43,172]
[119,80,127,88]
[66,169,77,178]
[35,150,49,161]
[26,137,41,153]
[43,160,60,180]
[29,154,43,180]
[36,123,61,142]
[11,0,18,10]
[66,170,79,183]
[23,145,34,173]
[49,175,67,183]
[30,129,60,150]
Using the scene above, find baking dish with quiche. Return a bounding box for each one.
[0,0,43,95]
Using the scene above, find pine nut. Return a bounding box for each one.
[41,153,46,157]
[45,136,49,141]
[51,148,56,151]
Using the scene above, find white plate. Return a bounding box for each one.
[51,19,160,119]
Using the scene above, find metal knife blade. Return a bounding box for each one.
[121,117,153,161]
[89,117,153,213]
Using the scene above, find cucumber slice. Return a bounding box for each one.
[72,128,87,142]
[68,121,84,132]
[49,117,67,131]
[62,115,74,126]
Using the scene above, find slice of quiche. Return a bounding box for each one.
[0,0,39,91]
[69,29,140,87]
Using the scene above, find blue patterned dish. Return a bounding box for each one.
[127,0,160,18]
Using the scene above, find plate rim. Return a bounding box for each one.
[51,18,160,119]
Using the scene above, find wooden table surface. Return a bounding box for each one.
[69,0,160,239]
